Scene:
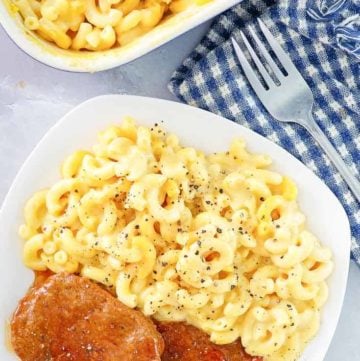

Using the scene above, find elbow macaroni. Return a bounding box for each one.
[20,117,333,361]
[13,0,210,50]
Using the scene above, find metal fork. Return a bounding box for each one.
[231,19,360,202]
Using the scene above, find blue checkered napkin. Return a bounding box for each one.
[169,0,360,264]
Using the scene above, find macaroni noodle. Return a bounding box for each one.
[12,0,210,50]
[20,117,333,361]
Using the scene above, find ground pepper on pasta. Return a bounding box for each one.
[19,116,333,361]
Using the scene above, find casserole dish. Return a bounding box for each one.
[0,0,241,72]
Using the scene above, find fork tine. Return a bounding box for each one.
[240,31,274,88]
[257,19,299,74]
[248,25,284,81]
[231,37,265,95]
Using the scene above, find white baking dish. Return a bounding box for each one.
[0,0,241,72]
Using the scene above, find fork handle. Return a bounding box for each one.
[303,113,360,203]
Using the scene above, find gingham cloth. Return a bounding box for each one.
[169,0,360,264]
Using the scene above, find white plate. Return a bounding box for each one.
[0,95,350,360]
[0,0,241,72]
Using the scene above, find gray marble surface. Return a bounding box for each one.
[1,20,359,361]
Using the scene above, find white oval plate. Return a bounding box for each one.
[0,95,350,360]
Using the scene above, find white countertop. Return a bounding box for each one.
[1,21,359,361]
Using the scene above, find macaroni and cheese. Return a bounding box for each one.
[12,0,210,50]
[19,117,333,361]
